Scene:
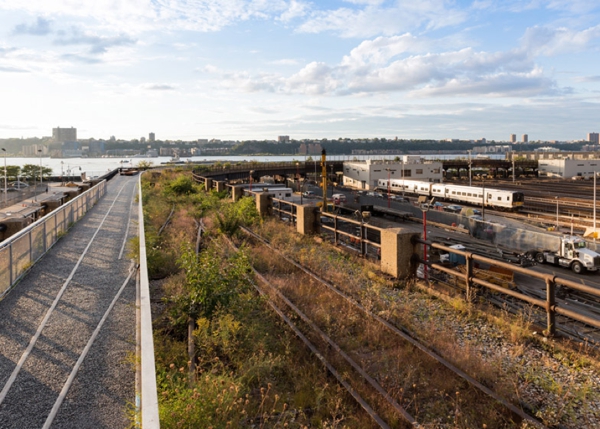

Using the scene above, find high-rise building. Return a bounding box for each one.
[149,132,155,142]
[587,132,599,144]
[278,135,290,143]
[522,134,528,143]
[52,127,77,143]
[509,134,516,143]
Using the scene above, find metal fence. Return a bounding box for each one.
[418,239,600,337]
[0,180,107,300]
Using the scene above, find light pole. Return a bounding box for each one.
[385,167,395,208]
[420,198,433,281]
[401,158,405,200]
[594,172,597,238]
[1,148,6,207]
[481,176,485,222]
[556,196,559,231]
[36,149,42,201]
[512,157,515,183]
[468,150,472,187]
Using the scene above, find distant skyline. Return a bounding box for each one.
[1,1,599,142]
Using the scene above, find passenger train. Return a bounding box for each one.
[377,179,525,211]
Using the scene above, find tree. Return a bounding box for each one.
[175,243,251,380]
[5,166,21,182]
[21,164,52,181]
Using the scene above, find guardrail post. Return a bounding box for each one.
[359,224,365,257]
[9,242,13,285]
[465,253,473,302]
[43,221,47,252]
[334,217,339,245]
[545,277,556,336]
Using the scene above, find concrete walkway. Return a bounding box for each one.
[0,175,139,429]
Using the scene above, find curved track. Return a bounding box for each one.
[0,175,139,428]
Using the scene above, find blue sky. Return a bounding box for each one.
[0,0,599,142]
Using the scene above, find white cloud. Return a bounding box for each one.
[0,0,290,34]
[522,24,600,56]
[207,34,553,98]
[143,83,178,91]
[12,17,52,35]
[296,1,467,37]
[340,34,429,68]
[277,0,310,22]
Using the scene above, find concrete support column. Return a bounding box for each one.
[215,181,225,193]
[205,178,213,191]
[231,186,243,202]
[296,205,319,235]
[380,227,421,279]
[256,192,272,217]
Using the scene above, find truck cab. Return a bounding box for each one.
[536,235,600,273]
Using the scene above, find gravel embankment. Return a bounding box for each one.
[379,286,600,428]
[0,175,139,429]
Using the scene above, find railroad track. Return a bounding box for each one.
[230,226,547,428]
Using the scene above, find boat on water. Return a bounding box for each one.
[161,153,185,165]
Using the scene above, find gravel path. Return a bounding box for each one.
[0,175,139,429]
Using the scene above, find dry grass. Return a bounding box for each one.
[247,221,522,427]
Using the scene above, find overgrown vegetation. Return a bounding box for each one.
[142,168,371,428]
[142,168,600,428]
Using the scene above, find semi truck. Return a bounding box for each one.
[530,235,600,274]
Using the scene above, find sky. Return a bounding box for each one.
[0,0,599,142]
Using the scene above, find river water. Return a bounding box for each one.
[5,153,504,177]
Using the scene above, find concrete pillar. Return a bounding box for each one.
[232,186,243,202]
[205,178,213,191]
[296,205,319,235]
[256,192,272,217]
[215,181,225,193]
[380,226,421,279]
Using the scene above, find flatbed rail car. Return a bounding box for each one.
[377,179,524,211]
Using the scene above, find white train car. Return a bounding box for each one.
[378,179,525,211]
[378,179,432,196]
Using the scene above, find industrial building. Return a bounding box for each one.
[538,159,600,179]
[342,157,443,190]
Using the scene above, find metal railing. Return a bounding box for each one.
[0,181,107,300]
[137,172,160,428]
[417,239,600,336]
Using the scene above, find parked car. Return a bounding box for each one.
[468,215,484,221]
[302,190,316,198]
[390,195,407,202]
[10,181,29,188]
[444,204,462,213]
[332,193,347,204]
